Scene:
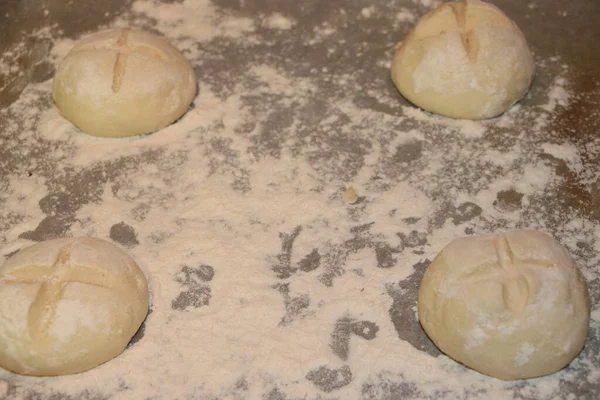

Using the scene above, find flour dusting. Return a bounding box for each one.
[0,0,599,399]
[515,343,535,366]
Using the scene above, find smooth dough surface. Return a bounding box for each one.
[418,229,590,380]
[0,237,149,376]
[391,0,535,120]
[53,29,197,138]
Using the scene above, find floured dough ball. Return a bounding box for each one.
[391,0,534,119]
[0,237,149,376]
[53,29,197,138]
[418,230,590,380]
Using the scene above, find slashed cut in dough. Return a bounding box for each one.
[53,29,197,138]
[391,0,534,120]
[418,229,590,380]
[0,237,149,376]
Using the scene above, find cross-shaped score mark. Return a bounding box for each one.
[462,235,553,313]
[447,1,479,62]
[107,29,170,93]
[0,242,118,341]
[111,30,130,93]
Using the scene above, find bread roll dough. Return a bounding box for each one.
[53,29,197,138]
[0,237,149,376]
[418,230,590,380]
[391,0,534,120]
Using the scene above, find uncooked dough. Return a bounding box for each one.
[390,0,535,120]
[418,229,590,380]
[0,237,149,376]
[53,29,197,138]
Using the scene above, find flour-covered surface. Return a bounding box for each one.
[1,0,599,399]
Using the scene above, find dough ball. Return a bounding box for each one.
[390,0,534,120]
[418,230,590,380]
[0,237,149,376]
[53,29,197,138]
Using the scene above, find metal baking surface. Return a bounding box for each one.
[0,0,599,399]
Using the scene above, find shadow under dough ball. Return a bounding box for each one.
[0,237,149,376]
[391,0,535,120]
[53,29,197,138]
[418,229,590,380]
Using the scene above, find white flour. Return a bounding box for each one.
[0,0,599,399]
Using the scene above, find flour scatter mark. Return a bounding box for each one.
[0,38,53,109]
[115,379,129,392]
[451,202,483,225]
[215,377,250,399]
[330,315,379,361]
[21,389,109,400]
[264,386,288,400]
[552,314,600,399]
[109,221,139,247]
[19,166,107,241]
[127,307,153,348]
[374,242,400,269]
[248,107,294,159]
[361,373,420,400]
[402,216,421,225]
[303,131,371,183]
[316,246,347,288]
[494,189,524,213]
[386,260,440,357]
[270,226,303,279]
[262,222,406,287]
[431,201,483,229]
[18,215,68,242]
[272,282,310,326]
[17,151,168,243]
[430,201,455,229]
[298,248,321,272]
[31,61,55,84]
[397,230,427,249]
[233,377,249,392]
[171,265,215,310]
[393,140,423,164]
[131,203,151,222]
[346,192,368,222]
[306,365,353,393]
[327,222,403,280]
[205,137,251,192]
[269,226,321,279]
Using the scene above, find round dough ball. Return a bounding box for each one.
[0,237,149,376]
[391,0,534,120]
[418,230,590,380]
[53,29,197,138]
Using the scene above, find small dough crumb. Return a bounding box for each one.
[343,186,358,204]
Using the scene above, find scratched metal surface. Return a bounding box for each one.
[0,0,599,399]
